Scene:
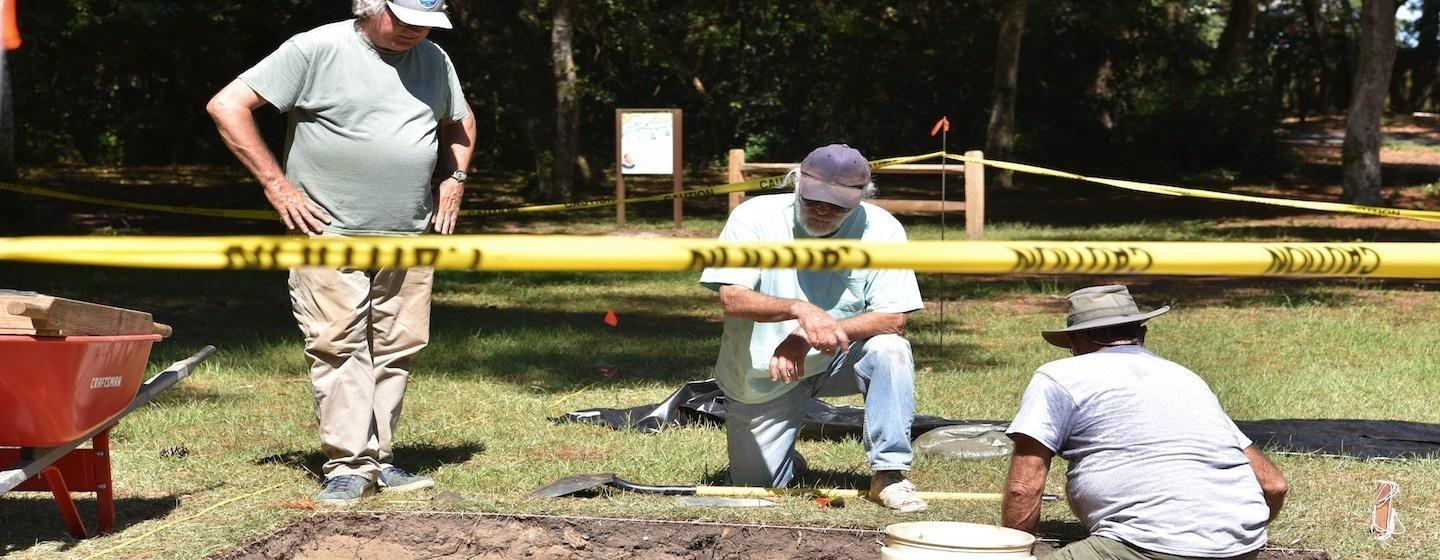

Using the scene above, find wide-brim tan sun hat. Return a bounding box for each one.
[1041,285,1170,348]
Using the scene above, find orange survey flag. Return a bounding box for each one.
[3,0,20,51]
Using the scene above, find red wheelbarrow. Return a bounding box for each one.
[0,335,215,538]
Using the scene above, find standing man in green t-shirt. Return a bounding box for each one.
[206,0,476,505]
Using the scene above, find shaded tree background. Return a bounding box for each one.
[3,0,1428,201]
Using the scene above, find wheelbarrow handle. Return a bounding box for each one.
[124,345,217,415]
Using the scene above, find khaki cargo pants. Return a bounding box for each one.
[289,265,433,481]
[1050,536,1260,560]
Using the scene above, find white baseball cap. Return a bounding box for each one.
[387,0,453,29]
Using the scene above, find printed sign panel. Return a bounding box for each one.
[619,111,675,175]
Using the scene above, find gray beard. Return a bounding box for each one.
[796,206,846,237]
[800,220,841,237]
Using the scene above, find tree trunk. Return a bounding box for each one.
[1301,0,1330,117]
[1335,0,1358,109]
[0,50,14,180]
[1091,55,1117,131]
[1417,0,1440,111]
[549,0,577,201]
[985,0,1026,189]
[1390,48,1412,112]
[1213,0,1260,76]
[1342,0,1398,205]
[482,0,556,198]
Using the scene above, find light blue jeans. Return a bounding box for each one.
[724,333,916,487]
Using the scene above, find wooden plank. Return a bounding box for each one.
[0,328,64,336]
[0,315,56,330]
[868,199,966,214]
[0,294,168,337]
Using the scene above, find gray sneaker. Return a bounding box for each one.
[379,466,435,492]
[316,474,375,505]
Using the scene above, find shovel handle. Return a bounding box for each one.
[693,486,1059,502]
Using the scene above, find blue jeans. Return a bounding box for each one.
[724,333,916,487]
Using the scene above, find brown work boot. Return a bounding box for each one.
[869,470,927,513]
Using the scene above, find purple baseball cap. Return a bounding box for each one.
[388,0,453,29]
[797,144,870,209]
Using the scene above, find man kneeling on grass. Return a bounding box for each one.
[699,144,927,513]
[1003,285,1289,560]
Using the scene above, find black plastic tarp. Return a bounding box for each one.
[554,379,1440,460]
[554,379,998,442]
[1232,419,1440,460]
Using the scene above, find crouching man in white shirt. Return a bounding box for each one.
[1004,285,1289,559]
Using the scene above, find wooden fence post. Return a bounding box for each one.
[672,109,683,229]
[727,149,746,212]
[963,150,984,240]
[614,109,625,227]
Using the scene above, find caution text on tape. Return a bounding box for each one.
[2,235,1437,278]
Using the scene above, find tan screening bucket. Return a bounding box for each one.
[880,522,1035,560]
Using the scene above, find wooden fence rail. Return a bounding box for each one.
[725,149,985,240]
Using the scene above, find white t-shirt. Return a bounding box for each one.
[699,194,923,404]
[1007,345,1269,557]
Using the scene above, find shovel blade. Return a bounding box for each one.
[531,473,618,498]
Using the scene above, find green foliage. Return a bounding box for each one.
[4,1,1325,180]
[1117,74,1282,176]
[10,0,338,165]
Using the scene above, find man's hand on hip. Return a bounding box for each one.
[433,178,464,235]
[769,332,812,384]
[264,179,332,236]
[789,301,850,354]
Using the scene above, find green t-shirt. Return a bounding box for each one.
[240,20,469,235]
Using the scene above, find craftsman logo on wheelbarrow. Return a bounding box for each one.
[90,375,124,389]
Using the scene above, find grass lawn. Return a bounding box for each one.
[2,212,1438,559]
[7,131,1440,558]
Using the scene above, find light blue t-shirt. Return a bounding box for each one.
[240,20,469,235]
[1007,345,1269,557]
[699,194,923,404]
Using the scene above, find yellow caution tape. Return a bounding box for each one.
[943,153,1440,222]
[6,149,1434,222]
[460,152,940,215]
[0,153,942,220]
[0,182,281,220]
[1,235,1436,278]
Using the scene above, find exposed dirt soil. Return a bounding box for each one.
[214,513,1329,560]
[217,513,881,560]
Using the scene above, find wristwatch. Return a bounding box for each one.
[448,170,468,183]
